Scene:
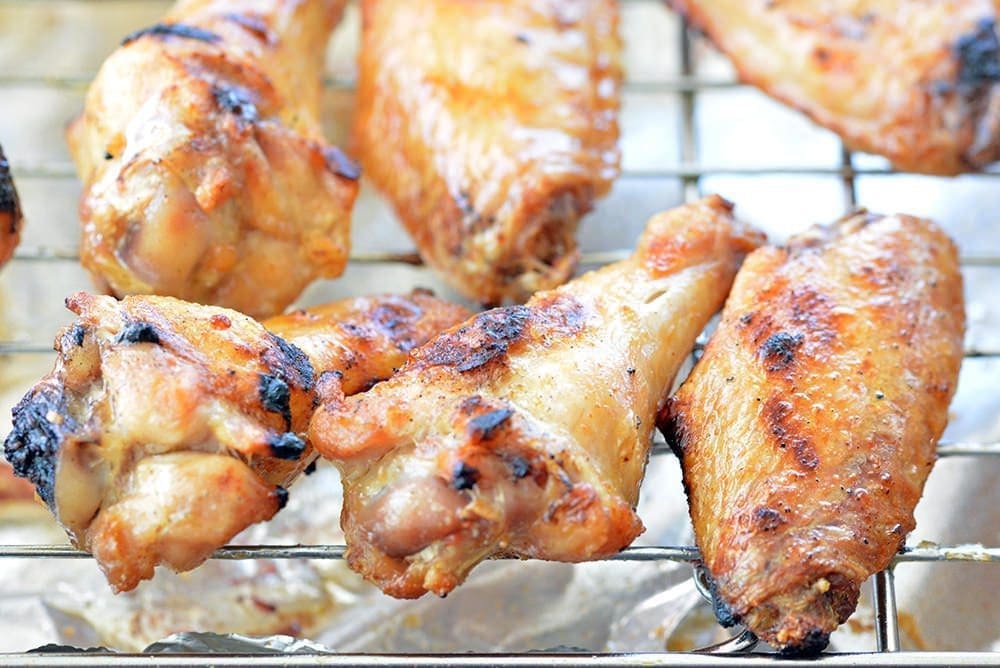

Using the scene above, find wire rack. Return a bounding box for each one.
[0,0,998,664]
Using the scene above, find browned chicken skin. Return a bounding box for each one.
[354,0,622,305]
[669,0,1000,175]
[310,196,764,598]
[66,0,359,318]
[661,212,965,654]
[0,143,23,269]
[3,291,468,592]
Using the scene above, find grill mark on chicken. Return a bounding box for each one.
[956,18,1000,84]
[451,461,480,490]
[258,374,292,427]
[121,23,221,46]
[763,397,819,470]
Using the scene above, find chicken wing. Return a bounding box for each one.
[353,0,622,305]
[669,0,1000,175]
[0,143,23,269]
[66,0,359,318]
[660,212,965,654]
[310,196,764,598]
[3,291,468,592]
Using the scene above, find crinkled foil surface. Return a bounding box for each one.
[0,0,997,657]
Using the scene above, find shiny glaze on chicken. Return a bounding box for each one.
[66,0,359,318]
[661,212,965,654]
[354,0,621,305]
[3,291,468,592]
[310,196,764,598]
[0,143,23,269]
[669,0,1000,175]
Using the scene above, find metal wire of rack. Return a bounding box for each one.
[0,0,997,664]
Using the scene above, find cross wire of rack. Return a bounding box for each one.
[0,0,998,665]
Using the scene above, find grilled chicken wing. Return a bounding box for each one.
[310,196,764,598]
[0,143,23,268]
[661,212,965,654]
[66,0,359,318]
[670,0,1000,175]
[3,291,468,592]
[354,0,622,305]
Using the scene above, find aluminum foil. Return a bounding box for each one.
[0,0,998,657]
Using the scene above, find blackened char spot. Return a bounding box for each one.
[754,506,783,531]
[69,325,86,347]
[0,144,22,229]
[779,628,830,657]
[763,397,819,470]
[323,147,361,180]
[213,85,258,123]
[758,331,803,372]
[115,321,161,345]
[303,459,318,475]
[264,333,315,392]
[259,374,291,427]
[121,23,221,46]
[507,456,531,479]
[956,18,1000,84]
[700,568,739,628]
[452,461,480,490]
[274,485,289,509]
[267,432,306,460]
[3,384,76,508]
[469,408,512,440]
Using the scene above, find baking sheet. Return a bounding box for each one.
[0,0,997,655]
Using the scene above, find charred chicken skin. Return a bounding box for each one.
[661,212,965,654]
[310,196,764,598]
[66,0,359,318]
[669,0,1000,175]
[0,143,23,269]
[3,291,468,592]
[354,0,622,305]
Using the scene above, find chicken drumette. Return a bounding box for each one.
[310,196,764,598]
[661,212,965,654]
[354,0,622,304]
[67,0,359,318]
[4,291,468,592]
[669,0,1000,175]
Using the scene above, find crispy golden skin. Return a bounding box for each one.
[661,213,965,654]
[66,0,359,318]
[354,0,622,304]
[3,291,468,592]
[669,0,1000,175]
[310,196,763,598]
[0,143,23,269]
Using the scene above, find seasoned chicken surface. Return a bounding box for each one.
[661,213,965,654]
[669,0,1000,175]
[310,196,764,598]
[0,143,23,269]
[3,291,468,592]
[66,0,359,318]
[354,0,622,305]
